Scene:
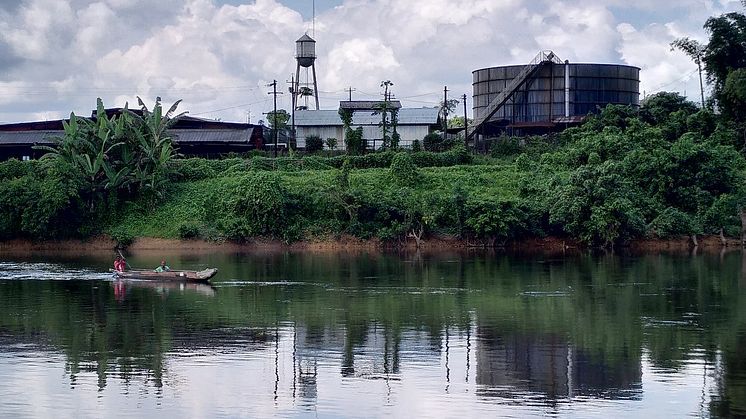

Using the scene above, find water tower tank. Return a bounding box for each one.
[296,34,316,68]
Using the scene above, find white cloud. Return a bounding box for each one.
[0,0,743,123]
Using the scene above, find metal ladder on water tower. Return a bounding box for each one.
[466,50,563,140]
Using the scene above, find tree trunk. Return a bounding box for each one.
[407,223,424,248]
[719,227,727,247]
[691,234,699,248]
[740,208,746,247]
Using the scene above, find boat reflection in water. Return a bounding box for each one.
[112,278,216,300]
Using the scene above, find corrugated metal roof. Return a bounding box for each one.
[340,100,402,110]
[295,108,439,127]
[0,130,60,145]
[0,129,255,146]
[170,129,253,143]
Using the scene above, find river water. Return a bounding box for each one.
[0,249,744,418]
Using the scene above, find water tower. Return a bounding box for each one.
[293,34,320,110]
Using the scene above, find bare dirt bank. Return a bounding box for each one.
[0,234,740,256]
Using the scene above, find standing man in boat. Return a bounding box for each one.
[154,260,170,272]
[114,256,125,273]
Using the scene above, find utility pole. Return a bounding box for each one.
[380,80,393,151]
[696,58,705,109]
[462,94,468,148]
[287,74,296,147]
[346,86,356,101]
[443,86,449,142]
[268,79,281,158]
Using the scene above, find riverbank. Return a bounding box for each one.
[0,234,740,255]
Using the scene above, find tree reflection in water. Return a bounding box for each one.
[0,249,744,416]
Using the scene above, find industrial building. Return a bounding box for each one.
[469,51,640,138]
[0,111,269,161]
[294,100,440,150]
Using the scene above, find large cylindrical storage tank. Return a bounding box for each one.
[472,62,640,134]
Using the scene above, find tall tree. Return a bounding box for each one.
[265,109,290,130]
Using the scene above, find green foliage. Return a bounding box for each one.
[0,159,35,180]
[423,132,455,152]
[204,172,289,240]
[338,108,353,127]
[490,135,521,157]
[721,68,746,124]
[411,139,422,152]
[325,137,338,151]
[109,227,134,248]
[305,135,323,153]
[178,221,201,240]
[464,199,529,244]
[344,127,366,155]
[390,153,420,186]
[648,207,698,238]
[266,109,290,129]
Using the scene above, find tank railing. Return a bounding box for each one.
[467,50,563,140]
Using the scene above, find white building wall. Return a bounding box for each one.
[296,124,433,150]
[396,125,431,148]
[295,126,344,148]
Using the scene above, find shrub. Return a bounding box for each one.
[325,138,338,150]
[423,132,456,152]
[390,153,420,186]
[648,207,697,238]
[305,135,323,153]
[205,172,288,240]
[490,135,521,157]
[411,139,422,152]
[345,127,366,155]
[110,227,134,248]
[178,222,201,239]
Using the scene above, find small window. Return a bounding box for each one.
[22,155,30,161]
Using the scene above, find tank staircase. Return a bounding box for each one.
[466,50,563,140]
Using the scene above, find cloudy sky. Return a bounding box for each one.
[0,0,742,124]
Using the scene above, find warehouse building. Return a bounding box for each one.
[294,100,440,150]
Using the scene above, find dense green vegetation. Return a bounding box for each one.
[0,7,744,248]
[2,94,745,248]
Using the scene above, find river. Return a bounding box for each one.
[0,249,744,418]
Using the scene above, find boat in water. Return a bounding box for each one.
[113,268,218,282]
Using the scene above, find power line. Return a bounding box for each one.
[191,98,270,116]
[647,68,698,94]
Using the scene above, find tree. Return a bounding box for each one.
[721,68,746,124]
[266,109,290,130]
[673,9,746,111]
[373,80,394,150]
[345,127,366,155]
[671,38,707,107]
[325,138,338,151]
[305,135,323,153]
[701,12,746,95]
[126,96,185,198]
[439,99,459,134]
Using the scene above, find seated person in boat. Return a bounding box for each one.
[154,260,170,272]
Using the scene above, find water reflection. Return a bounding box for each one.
[112,279,216,301]
[0,250,745,417]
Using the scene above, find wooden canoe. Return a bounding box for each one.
[113,268,218,282]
